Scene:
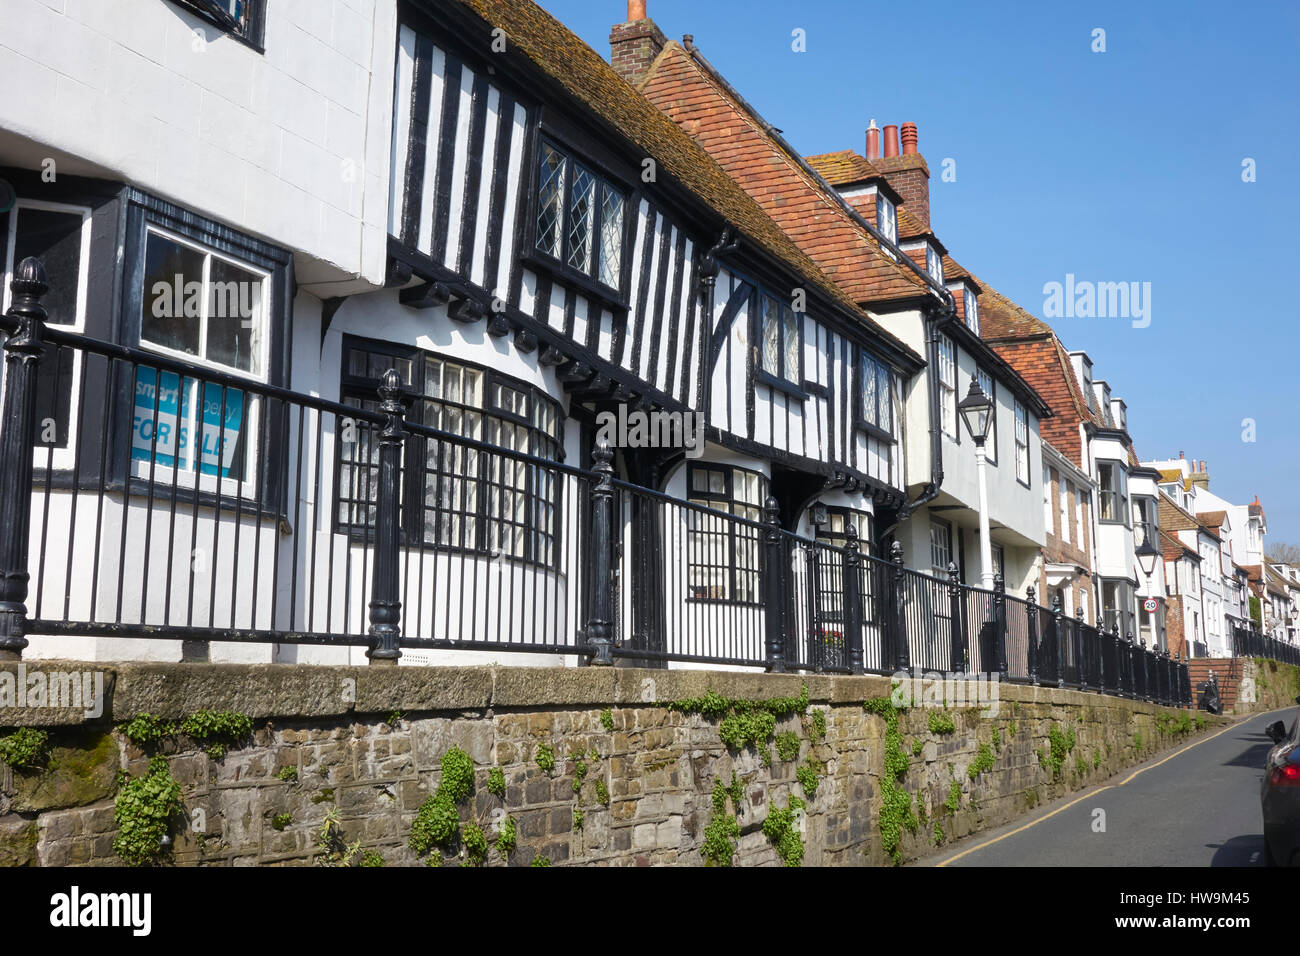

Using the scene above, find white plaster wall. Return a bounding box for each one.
[0,0,396,292]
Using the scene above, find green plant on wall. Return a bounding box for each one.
[762,796,805,867]
[315,806,362,867]
[911,737,923,757]
[497,815,517,856]
[462,824,488,866]
[701,777,743,867]
[119,714,175,749]
[572,809,584,831]
[775,731,801,763]
[599,708,615,732]
[944,780,961,814]
[530,855,551,867]
[180,710,253,760]
[967,743,995,779]
[1039,723,1076,781]
[271,812,292,831]
[810,709,827,740]
[864,696,918,864]
[594,778,610,806]
[796,759,821,798]
[409,746,477,858]
[113,754,183,866]
[665,685,810,761]
[276,766,298,783]
[486,766,506,798]
[0,728,50,771]
[928,710,955,734]
[535,743,556,775]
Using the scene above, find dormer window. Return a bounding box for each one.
[926,244,943,284]
[877,194,897,244]
[964,287,980,334]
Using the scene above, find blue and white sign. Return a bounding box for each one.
[132,368,244,478]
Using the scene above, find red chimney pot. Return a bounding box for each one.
[866,120,880,161]
[900,122,918,155]
[628,0,646,21]
[882,124,899,158]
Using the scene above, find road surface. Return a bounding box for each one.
[918,708,1294,867]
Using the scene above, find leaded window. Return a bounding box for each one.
[338,340,563,564]
[759,294,801,386]
[535,142,625,291]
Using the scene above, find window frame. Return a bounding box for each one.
[1100,577,1136,639]
[755,292,805,395]
[856,348,896,442]
[1,198,93,473]
[1097,459,1129,526]
[1013,398,1030,486]
[166,0,266,51]
[926,244,944,285]
[877,193,897,244]
[929,517,953,577]
[964,287,980,335]
[686,463,768,606]
[531,138,629,299]
[1133,494,1158,549]
[937,333,957,441]
[129,222,273,500]
[335,336,565,567]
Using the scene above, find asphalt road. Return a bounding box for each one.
[918,708,1295,867]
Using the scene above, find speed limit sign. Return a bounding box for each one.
[1143,597,1158,613]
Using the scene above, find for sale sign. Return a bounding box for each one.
[131,367,243,478]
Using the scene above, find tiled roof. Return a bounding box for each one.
[453,0,906,331]
[805,149,879,186]
[1197,510,1228,531]
[635,40,935,306]
[1160,529,1199,563]
[977,283,1056,340]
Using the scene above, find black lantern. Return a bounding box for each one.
[958,378,994,445]
[810,502,828,527]
[1135,540,1160,578]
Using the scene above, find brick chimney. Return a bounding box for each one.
[1189,458,1209,491]
[873,120,931,231]
[610,0,667,88]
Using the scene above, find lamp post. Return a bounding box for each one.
[1136,540,1159,650]
[958,379,995,590]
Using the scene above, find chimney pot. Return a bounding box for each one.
[682,33,693,50]
[866,119,879,161]
[628,0,646,21]
[901,122,918,155]
[882,124,899,158]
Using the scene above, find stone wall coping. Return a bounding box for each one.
[0,660,1227,727]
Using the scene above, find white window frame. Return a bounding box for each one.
[1076,488,1088,550]
[1013,399,1029,485]
[926,244,943,284]
[1060,480,1071,544]
[2,199,93,473]
[929,517,953,576]
[938,334,957,439]
[131,223,271,500]
[1043,465,1053,529]
[964,287,980,334]
[877,194,897,245]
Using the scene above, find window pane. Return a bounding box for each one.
[783,309,799,381]
[567,164,595,273]
[205,257,263,374]
[141,231,204,357]
[862,356,877,426]
[535,147,565,259]
[876,364,891,433]
[598,185,623,287]
[13,208,83,328]
[761,299,780,375]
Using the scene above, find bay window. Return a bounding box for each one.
[1101,578,1135,639]
[1133,496,1158,549]
[1098,460,1128,524]
[337,339,563,564]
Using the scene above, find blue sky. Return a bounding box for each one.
[539,0,1300,547]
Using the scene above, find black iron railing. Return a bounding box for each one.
[1231,623,1300,666]
[0,257,1194,705]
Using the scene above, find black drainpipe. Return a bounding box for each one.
[878,302,951,548]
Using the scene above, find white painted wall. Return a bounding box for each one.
[0,0,395,293]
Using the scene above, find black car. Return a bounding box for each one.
[1262,697,1300,867]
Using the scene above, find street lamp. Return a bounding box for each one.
[958,379,996,589]
[1135,540,1160,649]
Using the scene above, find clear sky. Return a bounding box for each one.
[539,0,1300,547]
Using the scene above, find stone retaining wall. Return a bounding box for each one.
[0,662,1227,867]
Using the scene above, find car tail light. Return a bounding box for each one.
[1270,764,1300,786]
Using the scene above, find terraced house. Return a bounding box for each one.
[0,0,946,673]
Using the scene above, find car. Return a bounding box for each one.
[1262,696,1300,867]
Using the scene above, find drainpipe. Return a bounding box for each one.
[878,302,950,547]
